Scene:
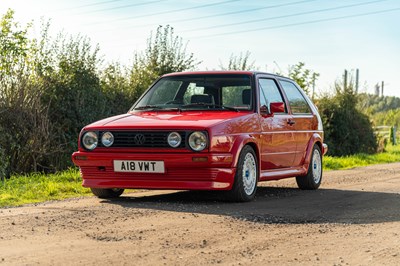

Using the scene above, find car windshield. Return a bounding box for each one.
[131,74,253,111]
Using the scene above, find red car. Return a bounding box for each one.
[72,71,327,202]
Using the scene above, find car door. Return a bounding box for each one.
[278,79,316,167]
[258,77,296,170]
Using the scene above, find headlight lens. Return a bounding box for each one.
[188,131,207,151]
[82,131,98,150]
[167,132,181,148]
[101,132,114,147]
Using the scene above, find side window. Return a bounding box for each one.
[259,78,286,113]
[279,80,312,114]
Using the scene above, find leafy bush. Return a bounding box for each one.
[100,62,133,115]
[40,35,106,169]
[317,84,377,156]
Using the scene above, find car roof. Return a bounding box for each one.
[162,70,292,81]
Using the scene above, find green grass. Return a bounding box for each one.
[1,145,400,207]
[323,144,400,170]
[0,168,90,207]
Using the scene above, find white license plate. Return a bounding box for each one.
[113,160,165,173]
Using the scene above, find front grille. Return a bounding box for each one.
[99,131,187,148]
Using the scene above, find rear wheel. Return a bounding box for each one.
[296,145,322,190]
[228,145,258,202]
[90,188,124,198]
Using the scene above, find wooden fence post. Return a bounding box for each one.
[391,126,397,145]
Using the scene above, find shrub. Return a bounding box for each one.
[317,83,377,156]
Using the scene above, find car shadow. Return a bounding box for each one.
[100,186,400,225]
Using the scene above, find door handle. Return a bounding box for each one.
[287,119,296,125]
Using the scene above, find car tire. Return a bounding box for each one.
[228,145,258,202]
[90,188,124,198]
[296,144,322,190]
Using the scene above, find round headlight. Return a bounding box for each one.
[101,132,114,147]
[168,132,182,148]
[82,131,98,150]
[188,131,207,151]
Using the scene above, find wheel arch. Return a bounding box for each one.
[303,133,323,171]
[231,135,260,170]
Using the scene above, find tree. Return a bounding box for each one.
[288,62,319,97]
[129,25,200,102]
[219,51,256,71]
[0,9,53,175]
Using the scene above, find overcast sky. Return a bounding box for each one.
[1,0,400,97]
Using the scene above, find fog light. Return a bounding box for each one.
[101,132,114,147]
[167,132,182,148]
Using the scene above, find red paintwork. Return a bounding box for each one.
[72,71,327,191]
[87,111,251,131]
[269,102,285,113]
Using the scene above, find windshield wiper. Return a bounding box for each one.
[181,103,239,112]
[134,105,162,110]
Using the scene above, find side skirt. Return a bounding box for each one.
[259,166,307,181]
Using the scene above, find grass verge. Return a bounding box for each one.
[0,168,90,208]
[323,144,400,170]
[1,145,400,207]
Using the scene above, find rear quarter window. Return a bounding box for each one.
[279,80,312,114]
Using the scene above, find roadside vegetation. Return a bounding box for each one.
[0,10,199,178]
[1,144,400,207]
[0,169,88,207]
[324,144,400,170]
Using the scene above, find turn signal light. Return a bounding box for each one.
[192,157,208,162]
[74,156,88,160]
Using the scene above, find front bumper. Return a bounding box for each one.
[72,151,236,190]
[322,143,328,155]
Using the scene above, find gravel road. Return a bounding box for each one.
[1,163,400,265]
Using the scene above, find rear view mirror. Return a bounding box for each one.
[270,102,285,113]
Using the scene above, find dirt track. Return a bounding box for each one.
[1,163,400,265]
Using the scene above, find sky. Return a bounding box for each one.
[1,0,400,97]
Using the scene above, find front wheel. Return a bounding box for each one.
[228,145,258,202]
[296,145,322,190]
[90,188,124,198]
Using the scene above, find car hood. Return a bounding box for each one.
[84,111,252,130]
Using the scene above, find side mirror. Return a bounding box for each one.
[270,102,285,113]
[260,105,269,117]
